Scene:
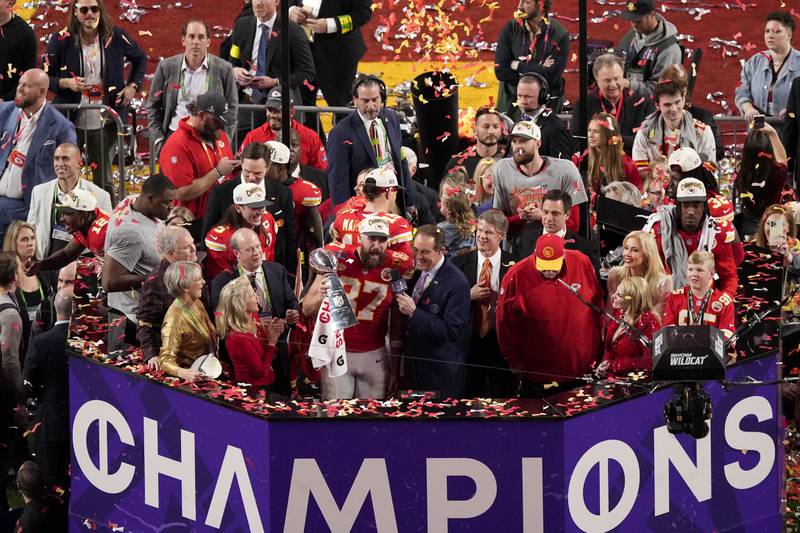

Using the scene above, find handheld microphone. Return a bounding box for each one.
[389,269,408,295]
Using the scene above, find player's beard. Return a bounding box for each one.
[362,249,385,269]
[513,149,534,166]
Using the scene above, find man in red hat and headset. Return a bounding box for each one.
[497,233,602,398]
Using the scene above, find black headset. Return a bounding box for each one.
[519,72,550,107]
[352,74,388,104]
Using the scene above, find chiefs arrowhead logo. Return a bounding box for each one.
[542,246,555,259]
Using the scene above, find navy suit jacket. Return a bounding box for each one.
[327,108,414,212]
[404,258,472,398]
[0,102,76,207]
[45,26,147,122]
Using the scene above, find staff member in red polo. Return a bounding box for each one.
[159,92,240,227]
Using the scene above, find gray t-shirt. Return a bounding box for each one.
[0,292,23,402]
[492,157,588,215]
[105,196,163,322]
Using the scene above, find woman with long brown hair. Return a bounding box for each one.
[572,112,642,195]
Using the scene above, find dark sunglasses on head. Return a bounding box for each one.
[77,5,100,14]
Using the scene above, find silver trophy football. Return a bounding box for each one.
[308,248,358,329]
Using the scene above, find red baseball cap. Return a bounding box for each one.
[535,233,565,272]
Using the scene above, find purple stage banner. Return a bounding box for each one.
[69,355,782,532]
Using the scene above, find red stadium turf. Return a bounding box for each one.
[29,0,797,116]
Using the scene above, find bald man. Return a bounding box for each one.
[0,68,76,240]
[28,143,111,258]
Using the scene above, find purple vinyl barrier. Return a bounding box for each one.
[69,351,781,532]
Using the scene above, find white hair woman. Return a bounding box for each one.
[160,261,216,382]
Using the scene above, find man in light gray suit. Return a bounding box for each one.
[27,143,112,259]
[146,19,238,153]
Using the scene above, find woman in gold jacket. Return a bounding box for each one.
[159,261,216,382]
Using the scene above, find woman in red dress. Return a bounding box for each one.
[598,276,660,378]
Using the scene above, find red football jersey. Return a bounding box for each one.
[72,208,109,259]
[332,208,413,246]
[289,178,322,230]
[326,242,412,352]
[662,286,736,337]
[205,212,277,280]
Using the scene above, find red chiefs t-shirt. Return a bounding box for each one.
[204,212,277,280]
[239,118,328,170]
[159,117,234,219]
[326,242,413,352]
[71,208,109,258]
[663,286,736,337]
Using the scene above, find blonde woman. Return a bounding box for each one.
[3,221,50,330]
[216,277,284,389]
[160,261,216,382]
[608,231,672,315]
[471,157,496,215]
[598,276,660,378]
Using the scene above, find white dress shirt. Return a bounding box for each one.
[476,247,502,292]
[170,55,210,132]
[0,103,45,199]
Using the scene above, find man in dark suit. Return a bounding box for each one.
[226,0,315,145]
[288,0,372,110]
[327,75,415,215]
[452,211,518,398]
[24,287,73,489]
[516,189,601,274]
[396,225,471,399]
[211,228,299,395]
[202,142,297,275]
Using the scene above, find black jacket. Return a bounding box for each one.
[0,15,37,101]
[44,26,147,121]
[202,178,298,276]
[508,106,575,159]
[227,14,315,99]
[289,0,372,67]
[784,76,800,178]
[24,322,69,443]
[569,88,655,153]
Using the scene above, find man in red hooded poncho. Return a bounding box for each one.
[497,233,603,398]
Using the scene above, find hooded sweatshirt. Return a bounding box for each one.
[619,15,683,97]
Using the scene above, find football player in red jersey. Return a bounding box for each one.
[205,183,277,281]
[301,216,411,399]
[25,188,109,276]
[331,166,413,269]
[663,250,736,339]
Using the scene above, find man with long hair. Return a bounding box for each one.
[45,0,147,200]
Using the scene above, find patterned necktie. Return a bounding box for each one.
[253,23,270,102]
[475,258,493,337]
[369,120,382,162]
[411,271,429,304]
[248,272,271,314]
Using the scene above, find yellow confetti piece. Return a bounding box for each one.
[571,52,578,63]
[138,30,152,36]
[543,381,559,389]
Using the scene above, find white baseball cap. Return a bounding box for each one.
[365,165,402,189]
[510,120,541,141]
[676,177,707,202]
[359,216,390,238]
[55,188,97,213]
[233,183,272,208]
[266,140,290,164]
[668,147,702,173]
